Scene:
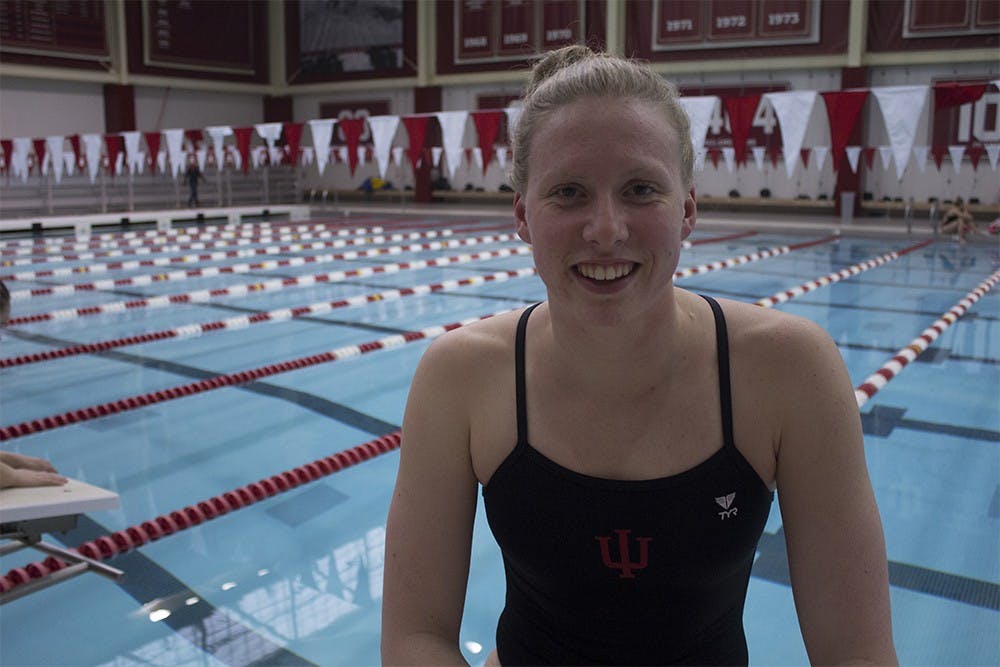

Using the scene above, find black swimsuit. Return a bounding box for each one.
[483,296,774,665]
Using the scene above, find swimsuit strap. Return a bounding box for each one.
[701,295,737,450]
[515,303,543,445]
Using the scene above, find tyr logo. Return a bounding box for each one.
[595,529,652,579]
[716,492,738,519]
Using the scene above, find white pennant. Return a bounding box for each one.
[912,145,929,173]
[845,146,862,174]
[359,146,368,167]
[721,147,736,173]
[300,146,314,166]
[435,111,470,180]
[11,137,31,183]
[431,146,443,168]
[157,150,167,174]
[206,126,233,172]
[948,145,966,174]
[504,107,522,136]
[63,152,76,177]
[254,123,283,149]
[163,129,186,179]
[751,146,767,171]
[337,146,349,164]
[812,145,829,171]
[871,85,929,180]
[307,119,335,175]
[472,146,483,171]
[496,146,508,170]
[764,91,817,179]
[268,146,283,166]
[391,145,405,170]
[195,147,208,173]
[252,146,267,168]
[122,131,144,175]
[82,133,103,183]
[45,135,66,183]
[985,143,1000,170]
[878,145,894,171]
[679,96,720,165]
[367,115,400,179]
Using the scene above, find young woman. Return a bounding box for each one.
[382,46,896,665]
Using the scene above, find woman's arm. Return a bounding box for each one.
[382,334,481,665]
[771,318,897,665]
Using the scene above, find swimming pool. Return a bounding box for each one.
[1,211,997,665]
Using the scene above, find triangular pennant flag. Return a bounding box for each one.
[679,96,720,166]
[470,146,482,171]
[435,111,470,181]
[871,85,929,180]
[32,138,47,175]
[912,145,929,173]
[845,146,862,173]
[391,145,405,169]
[122,131,144,174]
[367,115,401,179]
[337,118,366,176]
[985,143,1000,170]
[401,115,430,172]
[104,134,122,176]
[45,135,65,183]
[163,129,186,178]
[143,132,162,173]
[708,148,722,169]
[751,146,766,171]
[931,145,947,170]
[933,82,987,110]
[948,144,966,174]
[232,127,254,174]
[496,146,508,170]
[878,145,894,171]
[431,146,443,168]
[337,146,348,164]
[68,134,82,170]
[307,120,335,176]
[359,146,369,167]
[800,147,811,170]
[721,146,736,173]
[820,90,868,172]
[254,123,283,148]
[268,146,283,166]
[812,145,829,171]
[82,133,103,183]
[206,126,233,172]
[283,122,303,167]
[764,91,817,179]
[195,147,208,173]
[63,152,76,177]
[723,95,761,165]
[862,147,876,170]
[504,107,522,136]
[184,129,203,149]
[471,111,503,174]
[156,150,167,174]
[300,146,314,166]
[11,138,31,182]
[967,145,984,170]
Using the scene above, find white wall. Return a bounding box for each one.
[0,77,105,137]
[134,86,263,131]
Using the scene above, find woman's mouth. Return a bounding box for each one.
[574,262,636,281]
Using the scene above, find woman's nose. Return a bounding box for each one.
[582,195,629,247]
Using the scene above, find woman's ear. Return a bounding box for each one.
[514,193,531,244]
[681,188,697,240]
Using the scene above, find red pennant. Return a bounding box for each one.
[338,118,366,176]
[401,116,430,172]
[930,145,947,170]
[862,147,876,170]
[708,148,721,168]
[723,95,760,165]
[283,122,303,167]
[68,134,82,168]
[933,82,988,111]
[471,111,503,174]
[104,134,123,175]
[233,127,254,174]
[143,132,161,173]
[0,138,10,173]
[800,147,811,169]
[967,144,984,170]
[184,129,204,148]
[33,138,48,174]
[820,91,868,173]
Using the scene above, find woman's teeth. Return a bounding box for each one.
[576,263,634,281]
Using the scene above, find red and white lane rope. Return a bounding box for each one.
[0,308,518,442]
[674,234,838,278]
[854,268,1000,408]
[0,431,404,595]
[7,231,517,301]
[5,237,525,325]
[755,239,934,307]
[1,264,538,367]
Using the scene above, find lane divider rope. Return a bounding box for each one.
[854,268,1000,407]
[755,239,934,307]
[5,233,523,325]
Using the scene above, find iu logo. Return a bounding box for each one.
[595,529,652,579]
[716,492,738,519]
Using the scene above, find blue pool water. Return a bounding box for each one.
[0,211,997,665]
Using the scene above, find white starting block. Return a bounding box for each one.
[0,479,122,604]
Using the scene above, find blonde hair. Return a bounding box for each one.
[509,45,693,192]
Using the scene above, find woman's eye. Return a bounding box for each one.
[554,186,581,198]
[628,183,655,196]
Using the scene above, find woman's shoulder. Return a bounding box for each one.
[416,307,527,379]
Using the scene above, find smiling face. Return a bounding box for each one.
[514,96,696,326]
